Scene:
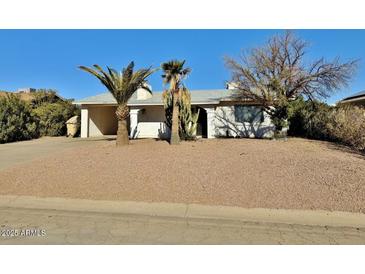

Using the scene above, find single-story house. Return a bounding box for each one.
[339,90,365,106]
[73,85,275,139]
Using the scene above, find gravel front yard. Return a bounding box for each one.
[0,138,364,213]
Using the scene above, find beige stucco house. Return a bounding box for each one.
[74,85,275,139]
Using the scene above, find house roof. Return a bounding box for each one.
[74,89,247,106]
[341,90,365,103]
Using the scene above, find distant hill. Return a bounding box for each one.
[0,89,65,102]
[0,90,36,101]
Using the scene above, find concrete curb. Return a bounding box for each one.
[0,195,364,228]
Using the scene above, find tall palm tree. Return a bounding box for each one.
[79,62,156,146]
[161,60,191,145]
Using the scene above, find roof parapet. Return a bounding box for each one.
[17,88,36,93]
[136,84,153,100]
[226,82,239,90]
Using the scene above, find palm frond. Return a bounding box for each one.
[79,66,114,92]
[161,59,191,85]
[79,62,156,105]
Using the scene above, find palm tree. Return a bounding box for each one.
[161,60,191,145]
[79,62,156,146]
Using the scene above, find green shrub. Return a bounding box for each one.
[30,89,80,137]
[33,101,79,136]
[0,90,80,144]
[0,94,39,143]
[31,89,61,108]
[270,104,289,132]
[288,98,333,140]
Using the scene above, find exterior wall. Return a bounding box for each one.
[80,103,274,139]
[138,105,165,122]
[203,106,216,138]
[136,122,170,139]
[80,106,89,138]
[131,106,170,139]
[213,103,275,138]
[88,106,118,137]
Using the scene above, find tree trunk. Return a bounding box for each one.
[115,104,129,147]
[116,119,129,146]
[170,93,180,145]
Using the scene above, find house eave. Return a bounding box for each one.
[73,101,117,105]
[339,95,365,104]
[74,101,222,106]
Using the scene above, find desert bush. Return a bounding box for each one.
[30,89,80,137]
[288,98,365,152]
[33,101,79,136]
[302,103,333,140]
[327,106,365,151]
[0,94,39,143]
[31,89,61,108]
[270,104,290,133]
[287,97,307,136]
[288,98,333,140]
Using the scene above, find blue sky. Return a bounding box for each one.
[0,29,364,104]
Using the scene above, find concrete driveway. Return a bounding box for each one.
[0,137,113,170]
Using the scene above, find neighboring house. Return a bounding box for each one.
[339,90,365,106]
[73,85,275,139]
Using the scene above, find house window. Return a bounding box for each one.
[234,105,264,123]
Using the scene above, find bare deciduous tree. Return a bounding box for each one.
[225,31,358,132]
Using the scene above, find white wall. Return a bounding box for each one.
[80,107,89,138]
[133,104,274,139]
[136,122,170,139]
[132,106,169,139]
[138,105,166,122]
[135,104,274,139]
[81,103,274,139]
[214,104,275,138]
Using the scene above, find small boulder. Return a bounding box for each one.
[66,115,80,137]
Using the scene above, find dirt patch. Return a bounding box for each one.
[0,138,364,213]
